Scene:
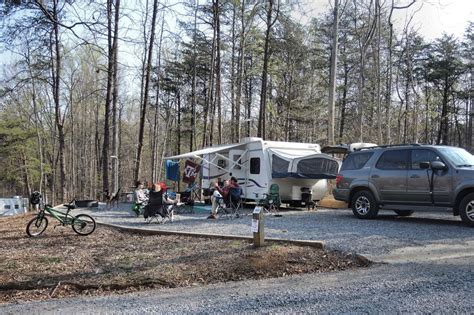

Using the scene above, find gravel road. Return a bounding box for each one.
[77,205,473,258]
[2,205,472,313]
[2,257,472,314]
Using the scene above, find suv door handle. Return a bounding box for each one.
[410,174,420,178]
[371,175,380,179]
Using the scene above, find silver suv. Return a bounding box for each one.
[333,144,474,227]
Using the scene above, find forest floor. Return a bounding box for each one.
[0,213,368,304]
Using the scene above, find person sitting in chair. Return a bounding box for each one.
[160,182,178,222]
[207,177,239,219]
[134,181,148,204]
[144,183,164,219]
[132,181,148,216]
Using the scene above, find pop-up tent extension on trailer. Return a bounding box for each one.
[165,137,340,206]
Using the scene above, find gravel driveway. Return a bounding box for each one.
[78,204,473,260]
[2,257,472,314]
[2,204,472,313]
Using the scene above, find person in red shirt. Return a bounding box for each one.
[207,177,239,219]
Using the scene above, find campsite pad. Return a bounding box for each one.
[0,214,368,303]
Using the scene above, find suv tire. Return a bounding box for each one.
[394,210,414,217]
[459,193,474,227]
[352,190,379,219]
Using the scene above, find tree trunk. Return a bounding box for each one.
[339,62,349,141]
[258,0,277,140]
[203,5,217,147]
[111,0,120,195]
[134,0,159,183]
[327,0,339,145]
[215,0,222,144]
[375,0,382,144]
[190,0,198,152]
[103,0,114,198]
[230,3,237,141]
[52,0,66,203]
[469,69,474,151]
[235,0,246,142]
[437,78,450,144]
[151,18,164,183]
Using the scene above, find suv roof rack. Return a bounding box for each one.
[355,143,422,151]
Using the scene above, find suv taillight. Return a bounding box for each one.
[336,174,343,186]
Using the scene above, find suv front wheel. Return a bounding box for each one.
[352,190,379,219]
[459,193,474,227]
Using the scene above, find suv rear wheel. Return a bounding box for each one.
[352,190,379,219]
[459,193,474,227]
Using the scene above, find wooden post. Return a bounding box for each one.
[252,206,264,247]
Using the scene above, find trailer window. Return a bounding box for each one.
[250,158,260,174]
[272,155,289,175]
[217,159,226,168]
[233,155,242,170]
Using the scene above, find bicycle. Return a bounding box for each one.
[26,199,96,237]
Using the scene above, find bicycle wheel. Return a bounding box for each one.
[72,214,96,236]
[26,216,48,237]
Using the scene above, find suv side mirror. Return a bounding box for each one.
[431,160,446,170]
[419,162,430,169]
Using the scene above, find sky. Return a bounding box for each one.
[303,0,473,40]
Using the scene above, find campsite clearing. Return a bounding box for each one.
[0,214,367,303]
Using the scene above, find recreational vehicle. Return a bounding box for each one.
[166,137,340,206]
[0,196,29,216]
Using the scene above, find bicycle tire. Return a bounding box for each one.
[26,216,48,237]
[72,214,96,236]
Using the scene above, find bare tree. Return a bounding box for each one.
[134,0,160,183]
[258,0,280,140]
[328,0,340,145]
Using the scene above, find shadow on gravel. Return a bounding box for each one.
[375,215,464,227]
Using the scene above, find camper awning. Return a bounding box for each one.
[268,148,320,159]
[165,143,246,160]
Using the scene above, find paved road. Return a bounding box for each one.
[2,205,473,313]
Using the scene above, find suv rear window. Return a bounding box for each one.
[341,152,373,170]
[376,150,409,170]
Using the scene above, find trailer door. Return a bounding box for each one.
[246,152,267,200]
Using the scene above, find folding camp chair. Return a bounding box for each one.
[143,190,173,224]
[216,187,242,219]
[259,184,281,214]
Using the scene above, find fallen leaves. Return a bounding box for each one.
[0,214,367,303]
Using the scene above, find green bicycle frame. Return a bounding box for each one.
[43,206,75,225]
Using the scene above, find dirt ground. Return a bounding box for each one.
[0,214,369,303]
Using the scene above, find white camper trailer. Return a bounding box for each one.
[165,137,340,206]
[0,197,29,216]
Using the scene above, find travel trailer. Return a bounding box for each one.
[0,196,29,216]
[165,137,340,206]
